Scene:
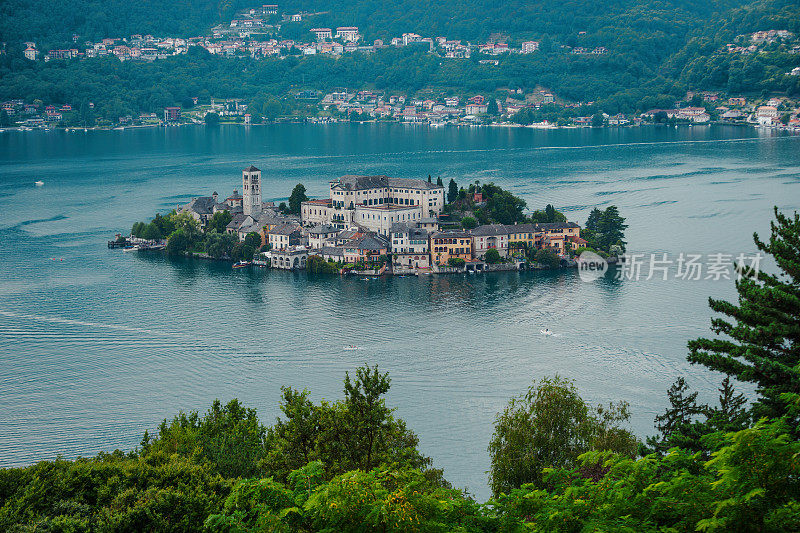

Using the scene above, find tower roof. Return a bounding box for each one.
[244,165,260,172]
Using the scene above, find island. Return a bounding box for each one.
[118,165,627,275]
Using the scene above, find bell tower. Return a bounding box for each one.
[242,165,261,216]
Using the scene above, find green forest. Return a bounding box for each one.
[1,208,799,531]
[0,0,799,121]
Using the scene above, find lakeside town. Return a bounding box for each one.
[116,165,618,276]
[5,90,800,132]
[3,3,800,132]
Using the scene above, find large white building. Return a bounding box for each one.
[301,175,445,235]
[335,27,360,42]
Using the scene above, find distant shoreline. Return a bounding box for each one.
[1,120,790,134]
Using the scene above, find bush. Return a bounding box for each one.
[448,257,465,267]
[485,248,501,264]
[461,216,478,229]
[307,254,340,274]
[534,248,560,268]
[204,112,220,125]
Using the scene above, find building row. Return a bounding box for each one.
[177,167,585,271]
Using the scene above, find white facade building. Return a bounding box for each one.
[335,27,360,42]
[301,175,445,235]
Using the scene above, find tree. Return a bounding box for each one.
[166,229,190,256]
[447,257,465,267]
[131,221,145,237]
[262,365,435,483]
[488,376,637,495]
[144,398,266,478]
[534,248,560,268]
[204,112,220,125]
[646,377,710,454]
[545,204,556,223]
[592,113,605,127]
[485,190,527,225]
[342,366,392,470]
[288,183,308,215]
[447,179,458,204]
[205,231,237,259]
[485,248,501,264]
[141,222,162,241]
[436,176,443,187]
[243,232,262,250]
[595,206,627,251]
[206,210,232,234]
[688,208,800,430]
[0,109,11,127]
[461,216,477,229]
[585,207,602,231]
[487,98,498,115]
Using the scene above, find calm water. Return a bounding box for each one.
[1,123,798,499]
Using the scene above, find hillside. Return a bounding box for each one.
[0,0,798,123]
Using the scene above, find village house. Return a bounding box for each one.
[676,107,710,123]
[307,224,339,248]
[163,106,181,122]
[23,45,38,60]
[391,223,431,270]
[430,231,472,266]
[538,222,581,253]
[343,234,388,264]
[470,224,509,259]
[335,27,360,42]
[310,28,332,41]
[506,223,542,250]
[268,222,302,250]
[756,105,779,125]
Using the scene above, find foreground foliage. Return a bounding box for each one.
[1,209,800,530]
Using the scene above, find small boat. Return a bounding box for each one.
[34,181,44,186]
[232,261,250,269]
[540,329,553,336]
[123,245,139,252]
[343,345,360,351]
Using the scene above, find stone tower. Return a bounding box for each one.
[242,165,261,216]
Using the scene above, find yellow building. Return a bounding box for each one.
[506,223,542,249]
[539,222,581,253]
[505,222,582,254]
[430,231,473,265]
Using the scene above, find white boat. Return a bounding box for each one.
[123,245,139,252]
[34,181,44,186]
[343,345,360,351]
[540,329,553,336]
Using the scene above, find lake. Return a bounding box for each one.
[0,123,798,500]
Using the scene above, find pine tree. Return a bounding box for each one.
[688,208,800,430]
[647,377,709,454]
[707,377,750,433]
[436,176,443,187]
[585,208,602,231]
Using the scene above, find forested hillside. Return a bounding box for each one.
[0,0,798,121]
